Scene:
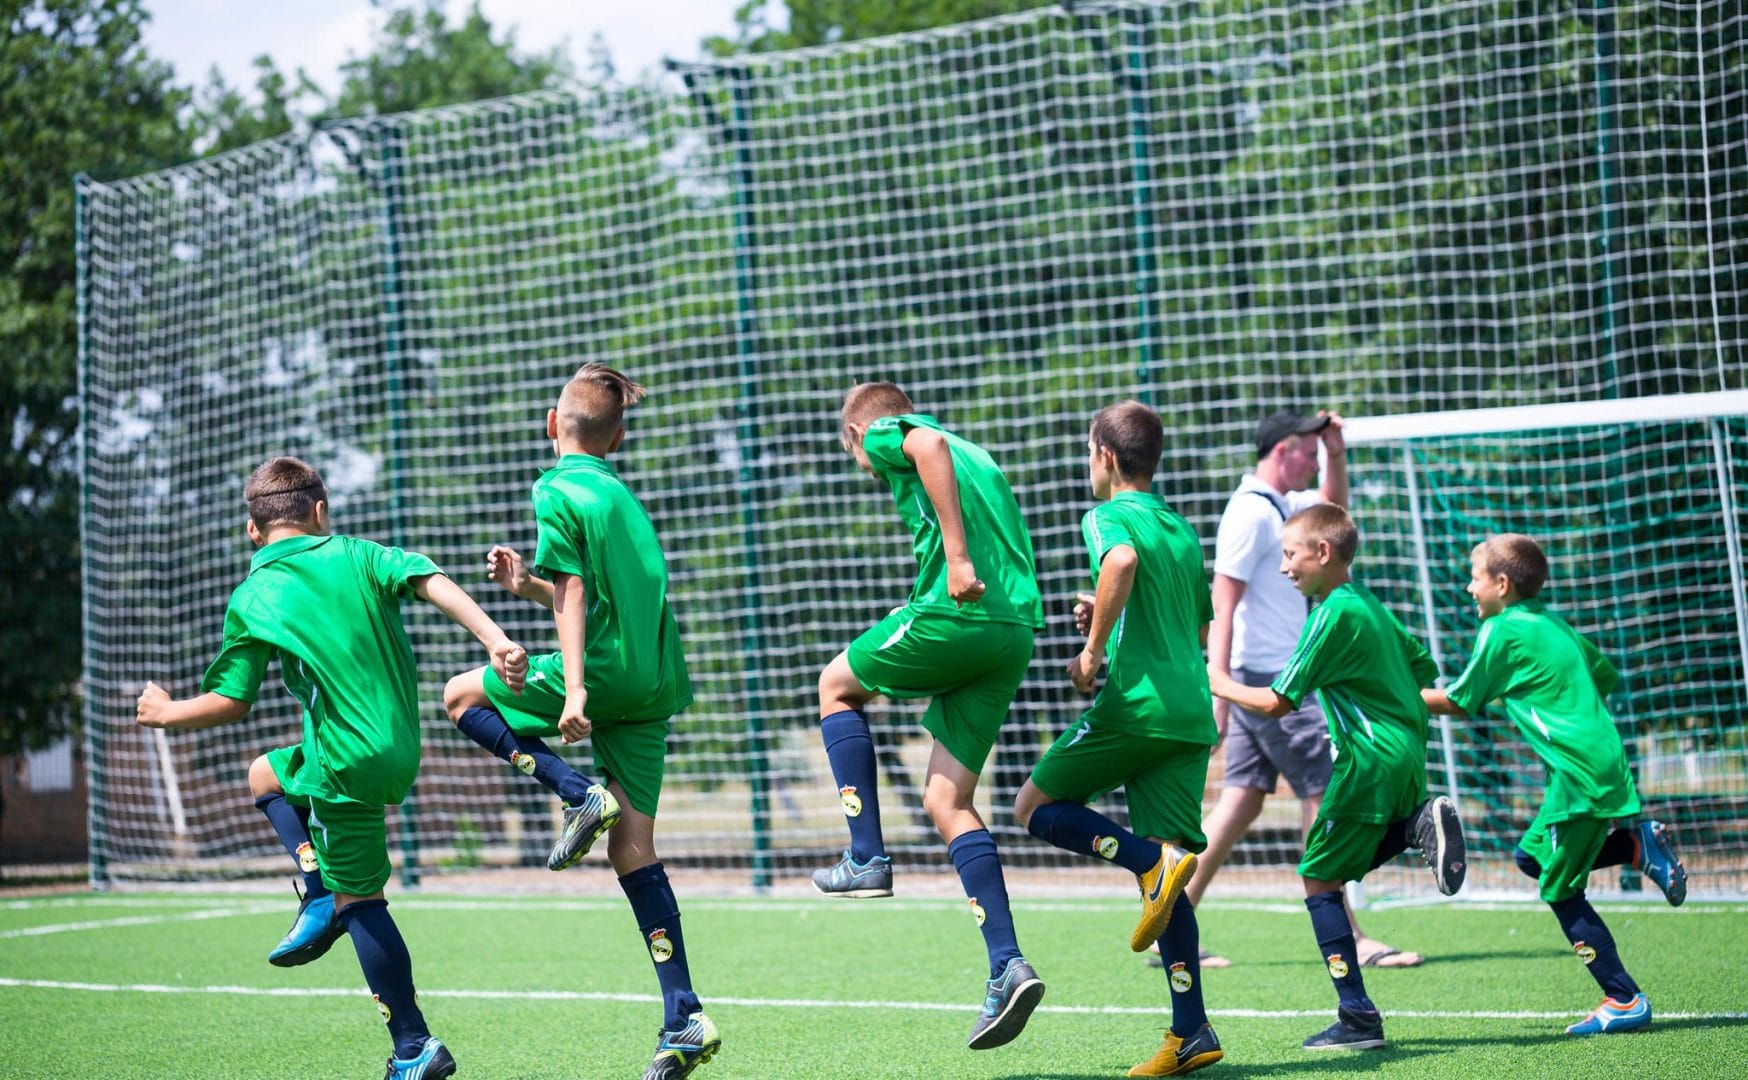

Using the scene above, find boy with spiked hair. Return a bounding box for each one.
[816,381,1047,1050]
[1207,504,1466,1053]
[1014,401,1222,1077]
[1424,533,1685,1036]
[443,363,717,1079]
[137,455,528,1080]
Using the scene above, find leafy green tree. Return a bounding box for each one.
[716,0,1048,53]
[0,0,191,760]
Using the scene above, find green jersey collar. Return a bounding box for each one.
[551,453,619,478]
[1109,490,1166,509]
[249,533,334,572]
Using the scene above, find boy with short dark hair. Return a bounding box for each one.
[1424,533,1685,1036]
[136,455,527,1080]
[442,363,718,1080]
[1014,401,1222,1077]
[1207,503,1465,1052]
[814,381,1046,1050]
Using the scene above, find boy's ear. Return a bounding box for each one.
[312,500,330,532]
[1316,538,1335,565]
[246,517,264,548]
[546,408,559,441]
[608,427,625,454]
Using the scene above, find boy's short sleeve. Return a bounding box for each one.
[1445,619,1507,715]
[860,416,913,476]
[199,601,271,704]
[1270,601,1340,707]
[1394,614,1439,686]
[1082,504,1135,566]
[365,541,442,599]
[1577,630,1620,697]
[532,485,587,579]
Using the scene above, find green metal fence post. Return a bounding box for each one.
[74,173,110,891]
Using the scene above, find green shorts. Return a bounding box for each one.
[1520,810,1613,903]
[846,607,1034,773]
[483,654,670,818]
[1029,720,1210,851]
[266,745,390,896]
[1298,814,1393,885]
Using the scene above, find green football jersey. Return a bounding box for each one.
[531,453,692,722]
[860,414,1044,629]
[1272,582,1437,823]
[1081,492,1216,742]
[1445,601,1639,822]
[201,534,439,807]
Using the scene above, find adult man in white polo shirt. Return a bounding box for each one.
[1187,408,1420,968]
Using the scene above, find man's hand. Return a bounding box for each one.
[1319,411,1346,454]
[491,641,528,695]
[1213,697,1231,747]
[1068,649,1101,694]
[947,556,985,607]
[486,545,531,598]
[1072,591,1095,636]
[558,688,591,744]
[136,682,173,728]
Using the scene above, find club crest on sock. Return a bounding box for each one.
[374,995,391,1023]
[1574,941,1597,964]
[838,786,863,817]
[967,898,986,927]
[295,841,318,874]
[510,751,536,776]
[648,928,674,963]
[1168,962,1193,993]
[1326,953,1349,979]
[1094,835,1119,860]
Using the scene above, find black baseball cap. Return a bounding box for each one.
[1255,409,1332,457]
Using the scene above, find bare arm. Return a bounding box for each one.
[413,573,527,694]
[552,571,589,744]
[1069,545,1138,693]
[136,684,250,730]
[1319,413,1349,507]
[902,427,984,606]
[1206,665,1293,718]
[1208,572,1246,739]
[486,545,555,610]
[1422,688,1466,716]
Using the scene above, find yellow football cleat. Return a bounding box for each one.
[1132,844,1197,952]
[1130,1022,1223,1076]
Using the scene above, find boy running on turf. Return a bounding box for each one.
[814,381,1046,1050]
[136,456,527,1080]
[1206,504,1465,1053]
[442,363,718,1080]
[1423,533,1685,1036]
[1013,401,1221,1077]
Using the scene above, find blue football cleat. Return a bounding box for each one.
[384,1036,457,1079]
[968,956,1045,1049]
[1633,821,1687,907]
[1566,994,1651,1035]
[268,889,344,968]
[811,850,894,898]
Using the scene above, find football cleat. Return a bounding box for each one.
[1411,795,1466,896]
[547,784,621,871]
[1633,821,1687,907]
[1302,1003,1386,1051]
[1129,1022,1223,1076]
[383,1036,456,1080]
[811,850,893,898]
[1566,994,1651,1036]
[268,888,344,968]
[1133,845,1197,952]
[642,1011,721,1079]
[968,956,1045,1050]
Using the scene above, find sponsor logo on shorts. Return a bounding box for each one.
[838,786,863,817]
[375,995,392,1023]
[1169,962,1193,993]
[1575,942,1597,964]
[1094,836,1120,861]
[510,751,537,776]
[968,898,987,927]
[648,928,674,963]
[296,842,318,874]
[1326,953,1349,979]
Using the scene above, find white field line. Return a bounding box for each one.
[0,905,282,940]
[1,978,1745,1023]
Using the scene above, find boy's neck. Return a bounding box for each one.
[557,440,611,459]
[1308,566,1352,599]
[260,524,324,545]
[1109,477,1152,497]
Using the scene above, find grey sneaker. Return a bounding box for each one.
[967,956,1045,1050]
[1411,795,1466,896]
[548,784,621,871]
[811,850,893,898]
[642,1011,720,1079]
[1303,1003,1386,1050]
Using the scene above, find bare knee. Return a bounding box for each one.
[817,653,870,718]
[1012,780,1050,831]
[444,670,487,722]
[247,755,281,799]
[606,820,658,877]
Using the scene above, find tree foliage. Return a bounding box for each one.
[717,0,1048,53]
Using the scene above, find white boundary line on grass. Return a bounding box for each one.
[2,978,1745,1023]
[0,905,282,940]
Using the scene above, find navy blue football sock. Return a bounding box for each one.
[819,710,885,862]
[1514,846,1544,879]
[1550,892,1640,1000]
[1593,828,1637,869]
[455,705,594,805]
[1306,890,1370,1008]
[1158,894,1208,1037]
[620,862,702,1029]
[1368,817,1413,870]
[254,793,327,899]
[337,899,429,1059]
[948,830,1022,979]
[1024,800,1160,877]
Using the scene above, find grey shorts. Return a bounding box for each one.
[1223,667,1332,798]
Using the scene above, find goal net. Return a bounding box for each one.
[77,1,1745,895]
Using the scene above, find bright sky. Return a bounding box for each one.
[140,1,779,96]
